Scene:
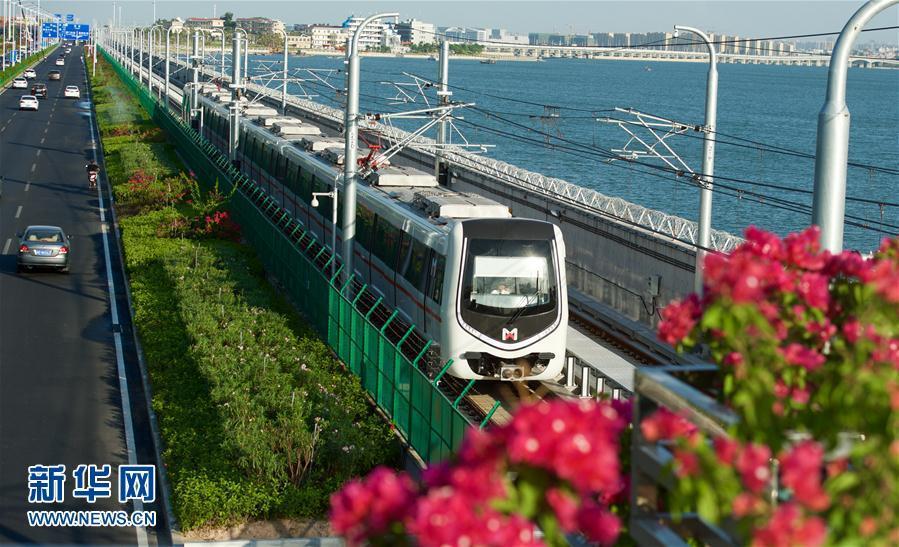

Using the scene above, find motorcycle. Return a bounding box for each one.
[88,170,98,189]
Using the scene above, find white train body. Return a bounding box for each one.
[197,93,568,381]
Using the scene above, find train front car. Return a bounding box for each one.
[444,218,568,381]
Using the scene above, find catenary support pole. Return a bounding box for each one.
[674,25,718,296]
[812,0,899,252]
[342,12,399,282]
[435,40,451,184]
[229,32,242,163]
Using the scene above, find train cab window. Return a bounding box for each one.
[461,239,556,316]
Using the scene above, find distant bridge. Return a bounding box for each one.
[478,44,899,68]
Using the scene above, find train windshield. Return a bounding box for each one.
[462,239,556,316]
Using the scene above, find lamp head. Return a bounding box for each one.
[673,28,679,39]
[311,196,319,208]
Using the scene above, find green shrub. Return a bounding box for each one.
[91,52,399,529]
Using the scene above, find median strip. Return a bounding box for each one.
[88,50,398,536]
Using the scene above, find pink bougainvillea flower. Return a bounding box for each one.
[329,467,417,547]
[751,503,827,547]
[713,437,740,465]
[545,488,579,532]
[640,406,697,443]
[575,501,621,546]
[658,294,702,344]
[736,443,772,494]
[781,441,829,511]
[779,343,826,371]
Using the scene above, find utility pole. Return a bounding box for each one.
[674,25,718,296]
[228,32,242,164]
[152,0,156,24]
[189,29,200,130]
[434,40,451,184]
[812,0,899,252]
[342,12,399,282]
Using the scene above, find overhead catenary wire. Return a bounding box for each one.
[453,115,899,237]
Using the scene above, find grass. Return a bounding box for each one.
[89,51,399,531]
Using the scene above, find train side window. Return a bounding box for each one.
[299,169,313,203]
[356,206,374,250]
[397,232,412,275]
[404,238,427,290]
[429,254,445,304]
[287,160,301,195]
[372,217,400,267]
[277,154,289,180]
[262,144,274,174]
[248,135,260,163]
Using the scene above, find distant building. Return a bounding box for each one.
[395,19,436,45]
[184,17,224,31]
[342,15,388,50]
[308,25,348,50]
[440,26,488,43]
[236,17,285,35]
[487,28,528,45]
[570,34,595,47]
[286,34,312,50]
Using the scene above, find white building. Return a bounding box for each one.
[342,15,388,50]
[440,26,489,43]
[395,18,436,45]
[487,28,528,45]
[286,34,312,50]
[309,25,348,50]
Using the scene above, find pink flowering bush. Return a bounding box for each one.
[656,227,899,544]
[329,399,630,546]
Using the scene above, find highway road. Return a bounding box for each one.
[0,45,169,545]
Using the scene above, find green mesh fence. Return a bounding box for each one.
[99,48,471,463]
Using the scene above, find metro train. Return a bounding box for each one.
[196,92,568,381]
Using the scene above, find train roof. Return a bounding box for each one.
[199,93,529,254]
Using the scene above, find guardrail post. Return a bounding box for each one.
[580,365,591,398]
[595,376,606,399]
[565,355,576,388]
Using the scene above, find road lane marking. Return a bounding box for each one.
[40,137,45,144]
[25,181,30,191]
[31,163,36,173]
[14,205,22,219]
[2,238,11,255]
[85,74,148,547]
[36,149,41,157]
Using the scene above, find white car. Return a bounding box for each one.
[63,86,80,99]
[55,57,64,66]
[12,77,28,89]
[23,68,36,79]
[65,48,72,54]
[19,95,39,111]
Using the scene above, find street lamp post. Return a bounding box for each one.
[313,189,338,275]
[210,29,224,80]
[165,25,182,109]
[273,28,288,114]
[234,27,248,85]
[674,24,718,296]
[812,0,899,252]
[341,12,399,282]
[148,24,162,97]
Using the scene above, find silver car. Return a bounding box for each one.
[17,225,71,272]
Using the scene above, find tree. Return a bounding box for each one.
[222,12,236,30]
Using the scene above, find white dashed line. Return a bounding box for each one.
[40,137,45,144]
[25,180,30,191]
[36,149,41,157]
[30,163,36,173]
[14,205,22,219]
[2,238,11,255]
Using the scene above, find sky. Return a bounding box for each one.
[38,1,899,45]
